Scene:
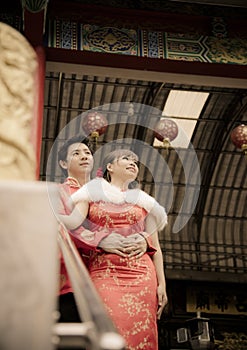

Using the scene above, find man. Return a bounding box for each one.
[57,135,150,322]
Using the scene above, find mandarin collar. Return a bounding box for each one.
[65,177,81,189]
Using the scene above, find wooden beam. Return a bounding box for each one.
[46,47,247,82]
[166,269,247,283]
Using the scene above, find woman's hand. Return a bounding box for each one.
[98,232,147,258]
[98,233,129,257]
[157,284,168,320]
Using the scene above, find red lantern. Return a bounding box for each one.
[81,111,108,139]
[154,118,178,148]
[230,124,247,154]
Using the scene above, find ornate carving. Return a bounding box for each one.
[84,26,137,53]
[206,36,247,64]
[216,332,247,350]
[21,0,49,13]
[187,285,247,316]
[0,22,37,180]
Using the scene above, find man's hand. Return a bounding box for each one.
[99,232,148,258]
[122,233,147,259]
[98,233,128,257]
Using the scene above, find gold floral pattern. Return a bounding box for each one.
[88,201,146,234]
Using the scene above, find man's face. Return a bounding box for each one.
[65,142,94,177]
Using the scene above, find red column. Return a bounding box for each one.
[32,46,45,179]
[23,7,46,179]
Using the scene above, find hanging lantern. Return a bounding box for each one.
[230,124,247,154]
[154,118,178,149]
[81,111,108,141]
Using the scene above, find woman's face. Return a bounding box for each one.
[108,154,139,182]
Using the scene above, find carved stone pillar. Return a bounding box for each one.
[0,22,37,180]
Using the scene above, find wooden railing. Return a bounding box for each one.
[55,223,126,350]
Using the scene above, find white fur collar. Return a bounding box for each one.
[71,178,167,230]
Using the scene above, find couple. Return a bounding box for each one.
[58,135,168,349]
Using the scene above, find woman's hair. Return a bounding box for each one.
[102,149,139,188]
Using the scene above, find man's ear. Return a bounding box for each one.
[59,160,68,170]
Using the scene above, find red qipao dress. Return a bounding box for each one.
[71,178,167,350]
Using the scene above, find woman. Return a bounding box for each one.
[60,149,168,349]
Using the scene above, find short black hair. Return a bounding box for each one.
[58,135,93,176]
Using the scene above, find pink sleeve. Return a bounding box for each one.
[69,226,109,251]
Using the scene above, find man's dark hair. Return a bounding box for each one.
[58,135,93,176]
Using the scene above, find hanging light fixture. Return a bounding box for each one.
[154,118,178,150]
[230,124,247,154]
[127,86,134,117]
[128,101,134,117]
[81,111,108,142]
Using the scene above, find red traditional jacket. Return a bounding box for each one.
[58,177,108,295]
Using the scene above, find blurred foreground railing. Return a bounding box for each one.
[55,224,126,350]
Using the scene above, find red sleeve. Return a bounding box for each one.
[146,236,157,257]
[139,232,157,257]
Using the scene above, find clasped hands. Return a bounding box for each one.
[81,230,148,259]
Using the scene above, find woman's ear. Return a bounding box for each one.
[106,163,113,172]
[59,160,68,170]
